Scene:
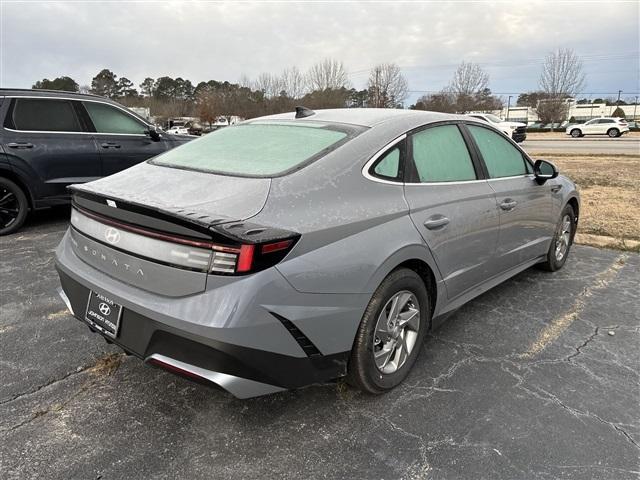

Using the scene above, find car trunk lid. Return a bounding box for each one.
[67,162,272,296]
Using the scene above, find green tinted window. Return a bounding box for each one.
[373,147,400,179]
[468,125,527,178]
[411,125,476,182]
[153,123,350,176]
[84,102,147,134]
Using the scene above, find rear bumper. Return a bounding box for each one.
[56,266,349,398]
[55,228,362,398]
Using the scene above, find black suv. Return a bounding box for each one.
[0,89,191,235]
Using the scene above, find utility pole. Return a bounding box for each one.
[634,96,638,123]
[506,95,512,120]
[617,90,623,112]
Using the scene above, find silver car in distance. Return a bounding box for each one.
[55,107,580,398]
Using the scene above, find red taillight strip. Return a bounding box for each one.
[236,244,255,272]
[74,205,240,253]
[148,357,205,381]
[261,240,293,254]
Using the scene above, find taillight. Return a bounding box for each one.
[209,238,297,275]
[71,206,298,276]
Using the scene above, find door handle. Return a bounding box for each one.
[551,185,562,193]
[424,216,450,230]
[100,142,121,149]
[7,142,34,149]
[500,199,517,211]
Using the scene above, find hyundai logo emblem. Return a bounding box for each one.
[98,302,111,316]
[105,227,121,245]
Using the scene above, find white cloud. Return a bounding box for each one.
[1,0,638,103]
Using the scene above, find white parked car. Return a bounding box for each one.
[466,113,527,143]
[166,126,190,135]
[565,118,630,138]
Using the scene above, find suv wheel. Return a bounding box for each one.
[0,178,29,236]
[347,268,429,394]
[539,204,576,272]
[607,128,620,138]
[570,129,582,138]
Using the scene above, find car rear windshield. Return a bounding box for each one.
[152,121,362,176]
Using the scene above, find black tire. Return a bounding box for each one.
[607,128,620,138]
[539,204,576,272]
[0,178,29,236]
[570,129,582,138]
[347,268,430,394]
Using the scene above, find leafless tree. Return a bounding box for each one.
[450,62,489,96]
[238,74,252,89]
[196,91,217,128]
[254,72,283,99]
[537,48,586,129]
[412,89,457,113]
[449,62,490,113]
[306,58,351,91]
[281,66,307,100]
[539,48,585,97]
[367,63,408,108]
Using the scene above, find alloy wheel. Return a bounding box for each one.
[555,214,572,261]
[0,187,20,229]
[373,291,420,374]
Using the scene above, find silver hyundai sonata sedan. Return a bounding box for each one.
[55,107,579,398]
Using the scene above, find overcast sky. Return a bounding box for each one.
[1,0,639,105]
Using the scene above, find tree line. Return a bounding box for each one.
[32,49,593,126]
[32,59,410,124]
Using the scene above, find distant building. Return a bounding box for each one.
[489,100,639,125]
[129,106,151,121]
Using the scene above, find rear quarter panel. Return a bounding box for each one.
[254,126,444,297]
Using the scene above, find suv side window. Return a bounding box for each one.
[410,125,476,182]
[372,146,401,180]
[467,125,528,178]
[83,102,147,134]
[10,98,82,132]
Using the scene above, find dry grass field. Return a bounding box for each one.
[537,154,640,251]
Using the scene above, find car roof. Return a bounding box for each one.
[0,88,151,125]
[0,88,112,103]
[256,108,470,128]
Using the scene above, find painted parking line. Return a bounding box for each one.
[519,254,627,359]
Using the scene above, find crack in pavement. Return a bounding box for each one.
[519,254,628,359]
[418,334,640,451]
[0,368,86,406]
[566,326,601,361]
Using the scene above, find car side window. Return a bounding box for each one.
[410,125,476,182]
[83,102,147,135]
[372,146,401,180]
[467,125,528,178]
[10,98,82,132]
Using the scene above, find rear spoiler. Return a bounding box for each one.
[69,185,296,245]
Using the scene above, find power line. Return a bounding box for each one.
[348,51,639,76]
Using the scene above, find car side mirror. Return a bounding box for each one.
[146,126,162,142]
[534,159,558,185]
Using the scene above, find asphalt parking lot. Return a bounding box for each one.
[1,208,639,480]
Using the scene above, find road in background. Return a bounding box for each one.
[521,137,640,155]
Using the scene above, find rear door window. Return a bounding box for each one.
[152,121,361,176]
[467,125,528,178]
[10,98,82,132]
[410,125,477,182]
[83,102,147,134]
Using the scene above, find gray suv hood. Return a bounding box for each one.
[70,162,271,226]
